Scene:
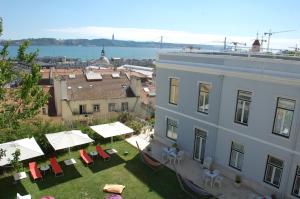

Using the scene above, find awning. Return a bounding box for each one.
[90,121,134,138]
[45,130,94,151]
[0,137,44,166]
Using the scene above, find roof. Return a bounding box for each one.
[65,73,135,100]
[119,65,154,78]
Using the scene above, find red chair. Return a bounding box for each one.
[96,145,110,161]
[80,149,93,165]
[49,157,63,176]
[29,161,42,181]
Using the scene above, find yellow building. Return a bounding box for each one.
[53,70,142,122]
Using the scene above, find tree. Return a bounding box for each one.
[10,149,22,173]
[0,148,5,161]
[0,18,48,131]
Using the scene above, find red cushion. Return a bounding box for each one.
[80,149,93,164]
[50,157,63,174]
[96,146,110,159]
[29,161,42,180]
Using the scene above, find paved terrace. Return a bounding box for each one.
[126,136,261,199]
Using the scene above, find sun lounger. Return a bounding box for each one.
[49,157,63,176]
[96,145,110,160]
[79,149,93,165]
[29,162,42,181]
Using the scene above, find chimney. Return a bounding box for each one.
[49,67,55,85]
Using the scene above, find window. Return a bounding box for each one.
[121,102,129,112]
[273,98,295,138]
[264,155,284,188]
[193,128,207,163]
[292,166,300,198]
[235,90,252,125]
[93,104,100,112]
[108,103,116,112]
[169,78,179,105]
[229,142,244,170]
[198,83,211,114]
[79,105,87,114]
[166,118,177,140]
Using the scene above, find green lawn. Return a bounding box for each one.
[0,141,190,199]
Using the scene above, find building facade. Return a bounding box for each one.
[54,71,142,122]
[154,52,300,198]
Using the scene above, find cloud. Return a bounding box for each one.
[47,26,300,49]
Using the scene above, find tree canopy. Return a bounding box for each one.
[0,17,48,131]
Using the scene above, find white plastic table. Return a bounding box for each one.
[40,164,50,175]
[64,158,76,166]
[204,169,219,187]
[89,151,98,158]
[13,172,27,181]
[162,147,177,163]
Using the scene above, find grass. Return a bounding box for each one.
[0,141,190,199]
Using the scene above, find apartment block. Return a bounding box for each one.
[154,52,300,198]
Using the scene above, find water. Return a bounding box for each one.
[6,45,166,60]
[5,45,222,60]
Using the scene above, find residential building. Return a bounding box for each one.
[53,70,142,122]
[154,51,300,198]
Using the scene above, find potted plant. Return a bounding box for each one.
[234,175,241,187]
[172,143,179,153]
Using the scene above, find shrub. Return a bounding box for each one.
[125,119,143,135]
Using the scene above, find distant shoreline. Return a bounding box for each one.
[0,38,207,49]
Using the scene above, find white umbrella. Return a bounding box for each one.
[45,130,94,151]
[0,137,44,167]
[90,121,134,153]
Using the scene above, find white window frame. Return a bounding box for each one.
[93,104,100,112]
[229,141,244,171]
[169,77,179,105]
[235,90,252,125]
[197,82,212,114]
[264,155,284,188]
[166,117,178,141]
[272,97,295,138]
[193,127,207,163]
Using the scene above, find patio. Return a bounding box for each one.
[126,136,260,199]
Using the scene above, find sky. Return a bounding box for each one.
[1,0,300,49]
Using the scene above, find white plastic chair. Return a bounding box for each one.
[16,193,32,199]
[203,156,213,170]
[176,151,184,164]
[168,155,176,164]
[203,176,211,187]
[213,176,223,188]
